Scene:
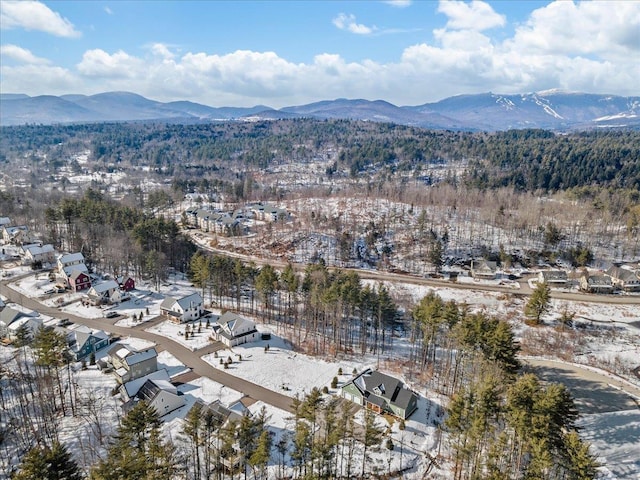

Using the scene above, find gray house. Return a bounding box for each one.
[606,265,640,292]
[212,312,259,347]
[108,344,158,384]
[341,368,418,420]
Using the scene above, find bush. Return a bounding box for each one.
[386,438,394,450]
[352,368,358,375]
[338,367,343,375]
[399,419,406,430]
[331,377,338,389]
[322,386,329,394]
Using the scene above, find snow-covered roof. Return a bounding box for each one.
[219,311,255,337]
[24,244,54,256]
[161,293,203,312]
[90,280,119,294]
[123,369,171,398]
[58,252,85,264]
[0,217,10,226]
[125,348,157,367]
[65,264,89,278]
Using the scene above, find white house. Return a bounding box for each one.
[6,315,43,342]
[57,252,85,275]
[213,312,259,347]
[134,378,185,417]
[160,293,204,323]
[87,280,121,305]
[120,369,172,402]
[23,244,56,265]
[107,344,158,384]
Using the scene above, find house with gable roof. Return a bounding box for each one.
[538,270,568,286]
[57,252,91,291]
[160,293,203,323]
[470,259,497,280]
[341,368,418,420]
[606,265,640,292]
[212,311,259,347]
[107,344,158,383]
[68,325,110,360]
[2,225,35,245]
[87,280,125,304]
[22,244,55,265]
[579,273,613,294]
[127,377,185,417]
[0,307,39,340]
[0,217,10,228]
[120,369,172,402]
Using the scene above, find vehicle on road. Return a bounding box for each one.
[57,318,72,327]
[105,311,119,319]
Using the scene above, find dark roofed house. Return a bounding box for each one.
[606,265,640,292]
[107,344,158,383]
[341,368,418,420]
[69,326,109,360]
[538,270,568,286]
[132,378,185,417]
[471,259,497,280]
[580,274,613,294]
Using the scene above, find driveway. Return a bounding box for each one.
[523,358,640,414]
[0,281,295,413]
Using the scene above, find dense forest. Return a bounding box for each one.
[1,120,639,192]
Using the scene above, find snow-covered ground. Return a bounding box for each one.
[146,318,216,351]
[578,409,640,479]
[203,330,366,399]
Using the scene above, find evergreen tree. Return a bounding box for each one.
[91,401,178,480]
[14,441,82,480]
[525,282,551,324]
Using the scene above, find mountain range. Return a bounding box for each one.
[1,90,638,131]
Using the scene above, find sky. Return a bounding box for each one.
[0,0,639,108]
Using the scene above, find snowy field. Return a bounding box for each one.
[578,409,640,479]
[146,318,217,351]
[203,330,369,399]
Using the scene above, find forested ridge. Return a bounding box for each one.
[2,120,638,192]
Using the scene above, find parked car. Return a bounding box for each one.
[44,288,55,294]
[105,311,119,319]
[57,318,72,327]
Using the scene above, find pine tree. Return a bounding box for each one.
[91,401,178,480]
[525,281,551,324]
[562,431,600,480]
[14,441,82,480]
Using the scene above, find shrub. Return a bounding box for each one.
[322,386,329,394]
[331,377,338,389]
[338,367,343,375]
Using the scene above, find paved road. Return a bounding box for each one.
[190,231,640,307]
[523,358,640,414]
[0,281,295,414]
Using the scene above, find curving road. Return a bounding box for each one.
[190,232,640,306]
[0,279,295,413]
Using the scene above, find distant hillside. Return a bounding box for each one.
[1,90,638,131]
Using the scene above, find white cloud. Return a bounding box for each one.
[1,1,637,107]
[0,0,81,38]
[0,44,50,64]
[437,0,505,31]
[77,49,144,78]
[509,1,640,57]
[104,6,113,15]
[384,0,412,7]
[333,13,376,35]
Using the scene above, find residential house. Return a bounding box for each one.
[6,316,43,342]
[580,274,613,294]
[68,325,110,360]
[23,244,56,265]
[57,252,85,273]
[0,307,31,339]
[606,265,640,292]
[2,225,34,245]
[120,369,172,402]
[189,399,248,471]
[130,378,185,417]
[107,344,158,383]
[212,312,259,347]
[117,275,136,292]
[0,217,10,228]
[160,293,204,323]
[87,280,121,305]
[69,270,91,292]
[470,259,497,280]
[538,270,568,286]
[341,368,418,420]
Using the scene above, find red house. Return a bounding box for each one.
[117,276,135,292]
[69,270,91,292]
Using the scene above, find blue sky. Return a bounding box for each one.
[1,1,638,107]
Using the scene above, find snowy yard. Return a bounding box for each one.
[203,331,368,399]
[146,318,217,351]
